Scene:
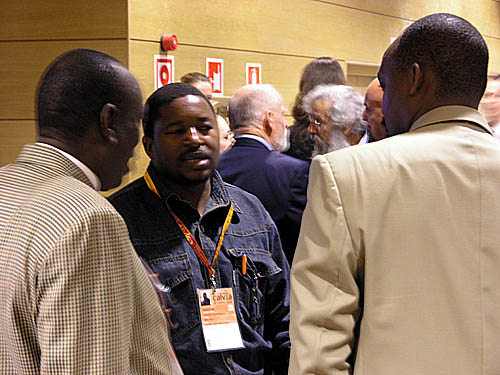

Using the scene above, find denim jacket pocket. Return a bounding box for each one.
[148,253,200,340]
[228,248,282,327]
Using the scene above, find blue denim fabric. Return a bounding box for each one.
[109,166,290,375]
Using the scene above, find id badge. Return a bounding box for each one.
[198,288,244,352]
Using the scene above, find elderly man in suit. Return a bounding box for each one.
[0,49,179,374]
[290,13,500,375]
[217,84,309,264]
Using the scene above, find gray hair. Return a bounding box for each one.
[228,84,283,130]
[302,84,367,134]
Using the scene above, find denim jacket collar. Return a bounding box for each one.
[146,164,243,217]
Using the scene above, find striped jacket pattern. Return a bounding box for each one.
[0,144,178,374]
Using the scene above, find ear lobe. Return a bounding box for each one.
[409,63,423,96]
[263,111,274,135]
[142,135,155,160]
[99,103,120,144]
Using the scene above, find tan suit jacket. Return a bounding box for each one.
[0,144,179,374]
[290,106,500,374]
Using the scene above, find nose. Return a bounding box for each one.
[307,121,317,135]
[185,126,202,145]
[362,108,368,122]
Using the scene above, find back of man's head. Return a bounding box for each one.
[299,57,346,95]
[392,13,488,102]
[37,49,130,143]
[143,82,215,139]
[228,84,282,130]
[180,72,210,85]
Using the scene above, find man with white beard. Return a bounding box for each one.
[218,84,309,264]
[303,84,368,156]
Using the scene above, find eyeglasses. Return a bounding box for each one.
[308,114,330,128]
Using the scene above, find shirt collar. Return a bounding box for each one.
[36,143,101,190]
[235,134,274,151]
[357,131,369,145]
[146,164,242,215]
[410,105,492,135]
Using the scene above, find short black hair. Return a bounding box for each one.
[180,72,210,85]
[392,13,488,101]
[143,82,215,139]
[37,49,130,142]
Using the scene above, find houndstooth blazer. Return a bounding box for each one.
[0,144,179,374]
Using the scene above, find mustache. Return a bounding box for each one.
[180,150,212,161]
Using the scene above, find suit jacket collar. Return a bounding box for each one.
[234,136,273,151]
[410,105,493,135]
[16,144,94,189]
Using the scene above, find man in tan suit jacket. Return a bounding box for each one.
[290,13,500,375]
[0,50,180,374]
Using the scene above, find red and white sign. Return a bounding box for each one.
[154,55,175,90]
[206,58,224,97]
[246,63,261,85]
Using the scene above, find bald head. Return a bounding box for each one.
[362,79,387,141]
[229,84,283,129]
[228,84,289,151]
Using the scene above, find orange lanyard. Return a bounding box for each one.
[144,171,233,289]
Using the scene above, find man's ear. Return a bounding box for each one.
[263,111,274,136]
[99,103,119,144]
[142,135,155,160]
[409,62,423,96]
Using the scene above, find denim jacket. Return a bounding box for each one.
[109,165,290,375]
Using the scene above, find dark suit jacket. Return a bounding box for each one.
[218,137,309,264]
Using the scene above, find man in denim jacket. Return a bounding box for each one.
[109,83,290,375]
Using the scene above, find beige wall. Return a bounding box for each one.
[0,0,129,168]
[2,0,500,191]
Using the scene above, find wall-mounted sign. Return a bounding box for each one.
[206,58,224,97]
[154,55,175,90]
[246,63,261,85]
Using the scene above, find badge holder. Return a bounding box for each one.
[198,288,244,352]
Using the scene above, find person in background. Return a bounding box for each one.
[182,72,234,152]
[284,57,346,161]
[363,78,388,141]
[0,49,179,374]
[109,83,290,375]
[303,84,368,156]
[478,75,500,141]
[218,84,309,265]
[181,71,213,100]
[290,13,500,375]
[217,114,235,153]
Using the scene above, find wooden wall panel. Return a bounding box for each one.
[0,120,36,166]
[0,41,129,120]
[130,0,500,69]
[130,40,323,111]
[130,0,407,64]
[486,37,500,75]
[316,0,500,38]
[0,0,127,40]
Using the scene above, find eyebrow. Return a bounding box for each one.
[165,116,213,128]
